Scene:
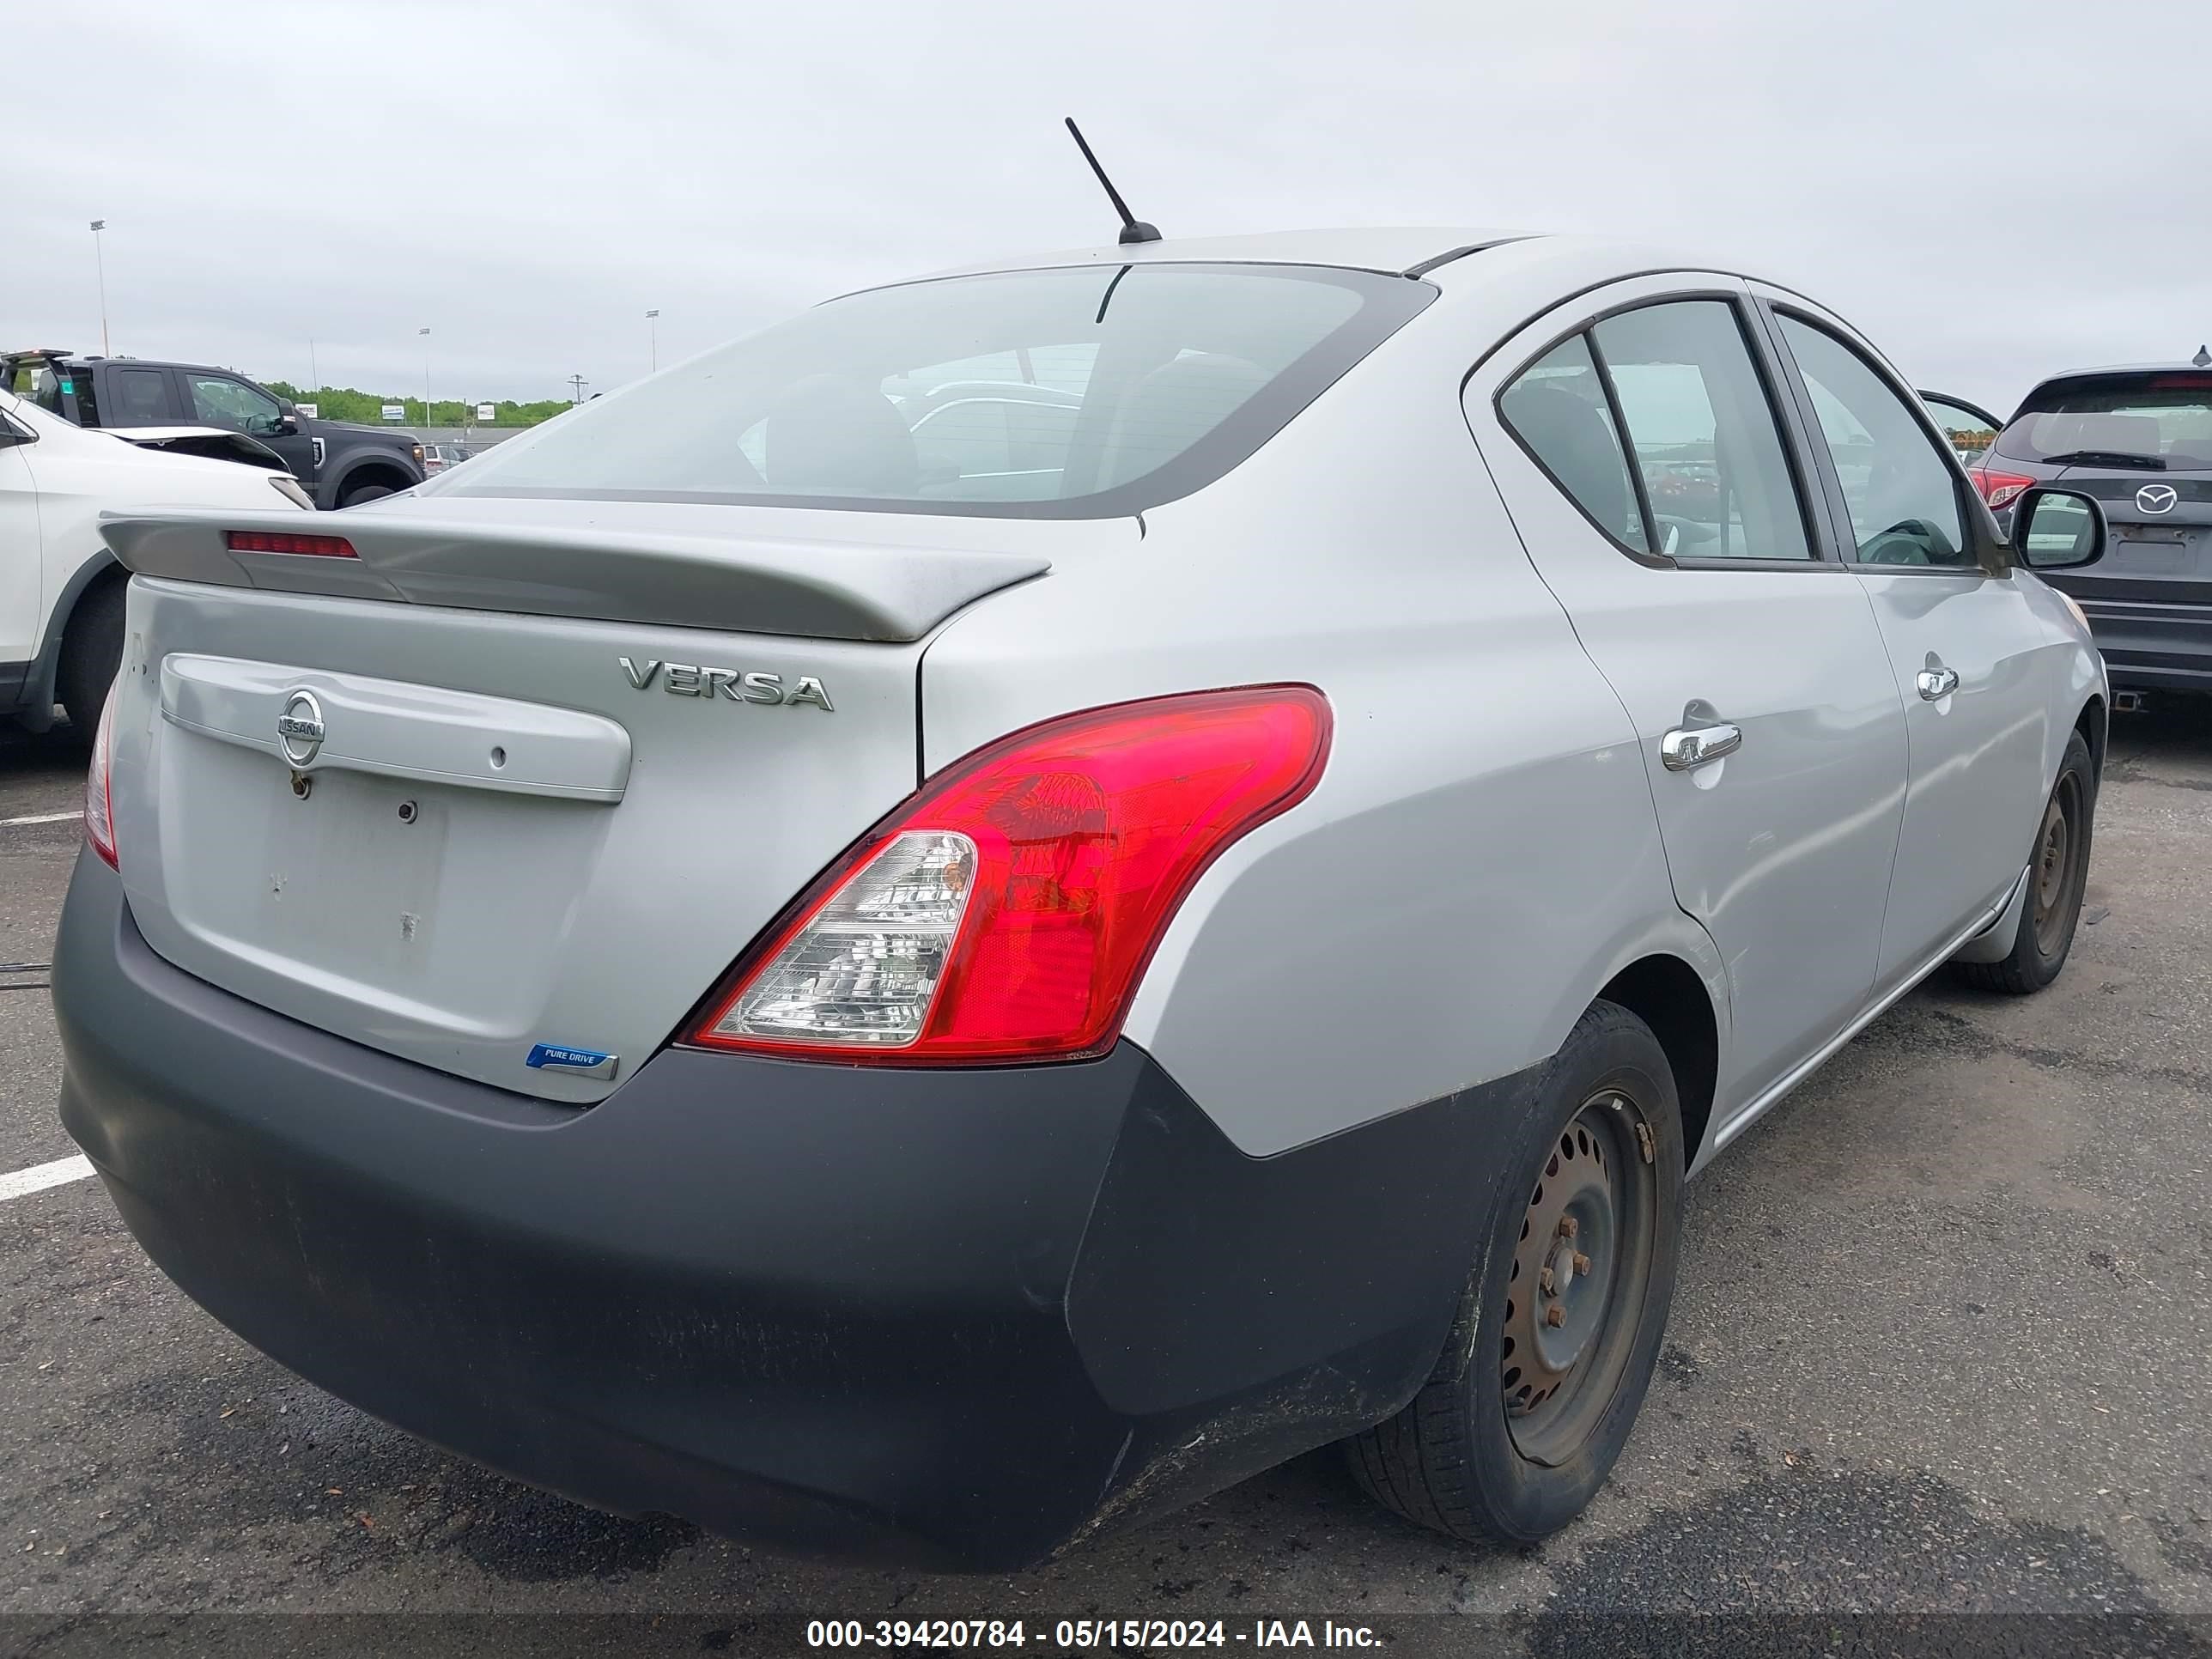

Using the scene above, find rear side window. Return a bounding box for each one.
[1498,335,1650,553]
[1996,372,2212,470]
[434,264,1432,519]
[1498,301,1813,562]
[112,368,171,424]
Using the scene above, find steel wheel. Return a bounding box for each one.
[2032,771,2084,957]
[1345,1000,1684,1544]
[1501,1089,1659,1467]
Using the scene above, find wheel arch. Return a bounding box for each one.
[320,453,421,508]
[1596,953,1720,1170]
[2075,693,2106,785]
[20,552,124,732]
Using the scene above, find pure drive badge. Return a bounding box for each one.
[526,1042,619,1080]
[618,656,833,711]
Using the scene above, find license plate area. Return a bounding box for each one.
[2111,525,2200,574]
[153,726,606,1037]
[257,765,453,981]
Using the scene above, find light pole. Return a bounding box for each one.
[88,221,110,356]
[308,337,319,393]
[647,309,659,373]
[419,326,431,435]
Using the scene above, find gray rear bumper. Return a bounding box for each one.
[52,851,1522,1567]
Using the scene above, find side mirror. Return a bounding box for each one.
[2011,486,2108,572]
[273,413,301,435]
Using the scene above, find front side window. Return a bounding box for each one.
[1921,394,1999,465]
[1594,301,1813,562]
[188,374,282,435]
[1777,316,1969,568]
[434,264,1431,519]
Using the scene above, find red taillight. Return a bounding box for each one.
[689,686,1333,1065]
[1968,466,2036,511]
[84,686,118,870]
[226,530,357,557]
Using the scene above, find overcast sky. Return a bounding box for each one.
[9,1,2209,413]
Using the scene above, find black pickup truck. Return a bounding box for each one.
[3,350,425,508]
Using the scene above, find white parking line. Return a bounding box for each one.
[0,811,79,827]
[0,1154,94,1202]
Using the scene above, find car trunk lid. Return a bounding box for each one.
[100,501,1115,1103]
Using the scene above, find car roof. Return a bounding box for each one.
[860,228,1782,326]
[903,227,1534,284]
[4,352,253,379]
[2027,362,2212,385]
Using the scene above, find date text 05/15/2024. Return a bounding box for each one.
[805,1620,1382,1650]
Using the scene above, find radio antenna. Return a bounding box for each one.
[1065,118,1160,246]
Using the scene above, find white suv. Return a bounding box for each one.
[0,387,308,734]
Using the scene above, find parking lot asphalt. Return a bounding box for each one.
[3,711,2211,1658]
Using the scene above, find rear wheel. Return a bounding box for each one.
[1951,730,2094,996]
[57,578,125,740]
[1346,1000,1682,1544]
[339,483,395,507]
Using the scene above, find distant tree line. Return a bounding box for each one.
[263,382,574,428]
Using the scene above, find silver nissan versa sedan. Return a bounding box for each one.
[55,228,2112,1569]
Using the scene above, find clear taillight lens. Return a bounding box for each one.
[84,684,118,870]
[689,686,1332,1065]
[1968,465,2036,511]
[712,830,977,1048]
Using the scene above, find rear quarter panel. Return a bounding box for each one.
[920,291,1724,1156]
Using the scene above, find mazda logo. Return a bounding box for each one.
[2137,483,2179,516]
[276,690,325,766]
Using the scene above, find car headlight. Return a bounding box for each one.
[269,473,314,510]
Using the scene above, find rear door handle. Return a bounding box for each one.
[1660,721,1743,771]
[1917,665,1960,701]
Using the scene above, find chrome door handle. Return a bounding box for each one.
[1917,665,1960,701]
[1660,722,1743,771]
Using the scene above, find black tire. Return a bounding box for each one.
[339,483,394,507]
[1951,730,2096,996]
[56,578,125,740]
[1346,1000,1683,1545]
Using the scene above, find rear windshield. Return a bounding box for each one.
[4,361,94,423]
[1996,372,2212,470]
[431,263,1432,519]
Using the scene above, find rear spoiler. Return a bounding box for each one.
[99,506,1052,644]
